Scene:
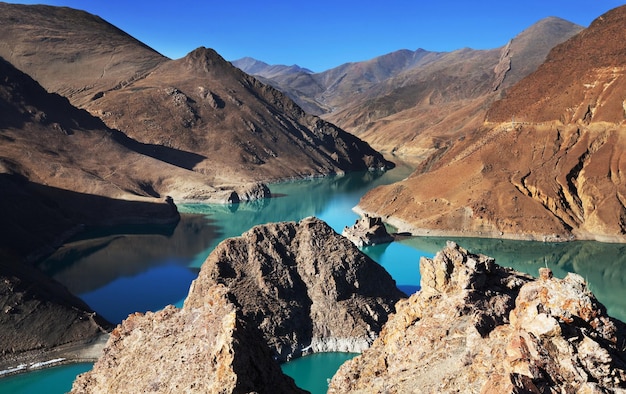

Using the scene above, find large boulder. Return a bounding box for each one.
[328,241,626,393]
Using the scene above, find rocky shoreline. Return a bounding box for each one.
[353,206,576,243]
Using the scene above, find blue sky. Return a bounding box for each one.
[6,1,625,71]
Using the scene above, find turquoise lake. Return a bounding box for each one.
[3,159,626,394]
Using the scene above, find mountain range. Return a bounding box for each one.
[2,0,626,369]
[233,17,584,156]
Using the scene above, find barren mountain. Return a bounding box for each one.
[236,17,582,157]
[358,5,626,242]
[83,47,392,184]
[0,2,167,108]
[0,2,391,187]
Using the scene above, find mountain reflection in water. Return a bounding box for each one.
[36,214,219,323]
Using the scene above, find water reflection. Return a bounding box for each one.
[36,213,219,322]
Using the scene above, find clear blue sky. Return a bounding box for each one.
[6,1,625,72]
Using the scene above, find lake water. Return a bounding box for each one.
[3,159,626,394]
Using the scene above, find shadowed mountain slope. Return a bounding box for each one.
[0,3,392,187]
[0,55,240,260]
[358,5,626,243]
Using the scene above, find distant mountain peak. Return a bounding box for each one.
[232,57,313,76]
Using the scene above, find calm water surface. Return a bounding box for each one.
[3,159,626,393]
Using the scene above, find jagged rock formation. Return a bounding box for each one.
[328,242,626,393]
[359,6,626,242]
[185,217,405,361]
[70,284,305,394]
[342,214,394,247]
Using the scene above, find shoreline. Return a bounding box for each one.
[0,334,109,379]
[353,206,626,244]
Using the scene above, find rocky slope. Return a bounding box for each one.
[328,242,626,393]
[185,217,405,361]
[358,5,626,242]
[0,250,111,372]
[70,284,305,394]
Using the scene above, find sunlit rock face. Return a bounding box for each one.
[186,216,405,361]
[328,242,626,393]
[70,285,305,394]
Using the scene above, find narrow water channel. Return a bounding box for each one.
[3,158,626,394]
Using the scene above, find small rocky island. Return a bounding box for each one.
[342,214,394,247]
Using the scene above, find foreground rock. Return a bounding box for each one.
[342,214,394,247]
[186,217,405,361]
[71,217,403,392]
[328,242,626,393]
[71,284,304,394]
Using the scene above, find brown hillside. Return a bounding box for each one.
[359,6,626,242]
[0,2,166,107]
[487,6,626,124]
[83,47,391,184]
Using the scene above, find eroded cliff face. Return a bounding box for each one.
[71,284,304,394]
[328,242,626,393]
[185,217,405,361]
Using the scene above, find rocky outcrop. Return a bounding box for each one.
[328,242,626,393]
[70,284,305,394]
[342,214,394,247]
[185,217,405,361]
